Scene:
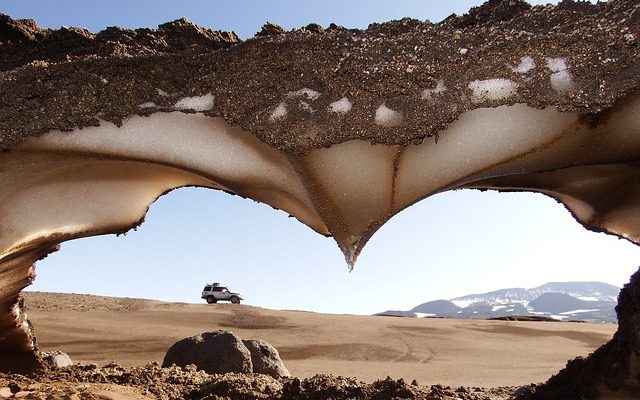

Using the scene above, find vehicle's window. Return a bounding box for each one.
[213,287,223,292]
[203,285,212,291]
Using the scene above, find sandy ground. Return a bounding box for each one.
[23,292,616,388]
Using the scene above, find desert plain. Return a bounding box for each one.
[22,291,616,388]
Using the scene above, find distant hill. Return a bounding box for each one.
[529,292,592,314]
[376,282,619,323]
[412,300,461,315]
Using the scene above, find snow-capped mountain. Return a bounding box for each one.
[377,282,620,323]
[449,281,618,307]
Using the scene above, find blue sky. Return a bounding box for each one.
[5,0,634,315]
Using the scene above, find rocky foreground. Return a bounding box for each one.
[0,363,525,400]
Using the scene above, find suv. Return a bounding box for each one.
[201,283,243,304]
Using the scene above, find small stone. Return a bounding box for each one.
[102,361,120,368]
[624,33,636,45]
[242,339,290,378]
[145,361,160,369]
[305,23,323,34]
[514,385,534,397]
[459,48,468,55]
[42,351,73,368]
[256,22,285,37]
[411,379,419,386]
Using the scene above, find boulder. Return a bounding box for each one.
[242,339,290,378]
[41,351,72,368]
[162,330,252,374]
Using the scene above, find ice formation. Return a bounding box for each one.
[510,56,536,74]
[374,104,403,127]
[287,88,321,100]
[468,79,518,102]
[546,58,574,92]
[173,93,215,111]
[0,1,639,396]
[328,97,353,114]
[270,103,288,121]
[421,80,447,100]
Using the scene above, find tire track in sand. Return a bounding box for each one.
[389,330,435,364]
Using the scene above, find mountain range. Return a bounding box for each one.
[377,282,620,323]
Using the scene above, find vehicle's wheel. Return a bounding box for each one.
[206,296,217,304]
[230,296,240,304]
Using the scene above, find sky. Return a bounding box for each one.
[4,0,635,316]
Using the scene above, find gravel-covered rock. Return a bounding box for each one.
[162,331,253,374]
[242,339,291,378]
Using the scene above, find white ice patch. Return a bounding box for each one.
[510,56,536,74]
[550,71,574,92]
[546,58,574,92]
[468,79,518,102]
[577,296,600,302]
[156,88,169,97]
[421,80,447,100]
[138,102,156,109]
[559,309,600,315]
[374,104,403,127]
[328,97,353,115]
[287,88,321,101]
[174,93,215,112]
[451,299,475,308]
[415,313,436,318]
[546,58,568,73]
[270,103,287,121]
[491,305,507,312]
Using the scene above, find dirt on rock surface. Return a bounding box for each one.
[1,0,639,153]
[0,363,523,400]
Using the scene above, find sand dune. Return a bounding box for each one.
[23,292,616,387]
